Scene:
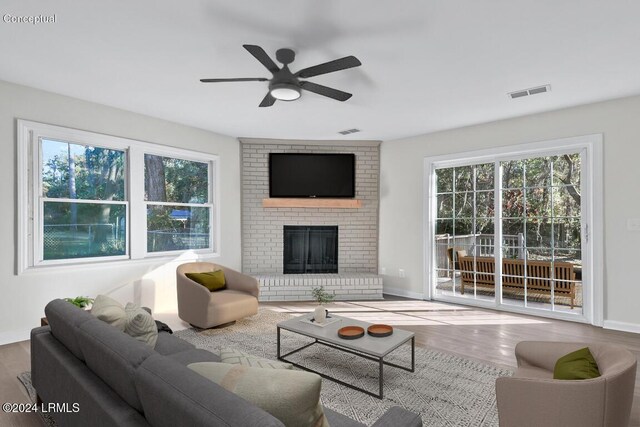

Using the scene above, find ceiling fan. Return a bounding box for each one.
[200,44,362,107]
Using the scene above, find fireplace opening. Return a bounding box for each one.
[283,226,338,274]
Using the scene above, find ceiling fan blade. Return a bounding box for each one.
[259,93,276,107]
[200,78,268,83]
[243,44,280,74]
[299,81,352,101]
[295,56,361,78]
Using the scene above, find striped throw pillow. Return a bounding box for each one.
[91,294,127,331]
[124,303,158,347]
[219,347,292,370]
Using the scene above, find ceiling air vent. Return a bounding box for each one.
[508,84,551,99]
[338,128,361,135]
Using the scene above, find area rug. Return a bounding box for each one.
[17,372,56,426]
[175,309,512,426]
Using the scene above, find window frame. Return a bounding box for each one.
[423,134,603,326]
[141,149,216,258]
[17,120,220,273]
[37,137,130,265]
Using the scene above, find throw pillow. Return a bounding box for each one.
[188,362,328,427]
[219,347,292,370]
[91,294,127,331]
[553,347,601,380]
[124,303,158,348]
[186,270,226,292]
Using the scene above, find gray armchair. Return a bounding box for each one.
[176,262,259,329]
[496,341,637,427]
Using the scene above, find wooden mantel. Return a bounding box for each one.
[262,198,362,209]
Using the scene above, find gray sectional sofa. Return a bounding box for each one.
[31,299,422,426]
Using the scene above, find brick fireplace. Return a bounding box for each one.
[240,139,382,301]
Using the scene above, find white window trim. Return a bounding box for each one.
[17,119,221,274]
[422,134,604,326]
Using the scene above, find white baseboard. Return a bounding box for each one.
[0,329,32,346]
[603,320,640,335]
[383,286,424,300]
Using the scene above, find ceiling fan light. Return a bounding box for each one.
[270,84,301,101]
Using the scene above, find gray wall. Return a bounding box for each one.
[0,80,241,344]
[240,139,380,274]
[379,94,640,332]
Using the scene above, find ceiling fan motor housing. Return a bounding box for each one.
[269,65,301,101]
[275,48,295,65]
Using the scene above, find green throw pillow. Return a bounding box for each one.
[553,347,601,380]
[186,270,226,292]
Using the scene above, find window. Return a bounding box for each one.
[144,154,212,253]
[424,134,603,325]
[18,120,219,271]
[41,139,127,260]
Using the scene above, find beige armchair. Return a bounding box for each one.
[176,262,259,329]
[496,341,637,427]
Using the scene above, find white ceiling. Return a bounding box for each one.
[2,1,640,141]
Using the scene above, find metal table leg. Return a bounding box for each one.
[379,357,384,399]
[411,336,415,372]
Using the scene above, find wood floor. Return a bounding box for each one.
[265,297,640,426]
[0,340,42,426]
[1,296,639,426]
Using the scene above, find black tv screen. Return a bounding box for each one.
[269,153,355,198]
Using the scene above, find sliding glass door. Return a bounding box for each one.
[500,155,582,313]
[428,138,597,322]
[434,163,497,304]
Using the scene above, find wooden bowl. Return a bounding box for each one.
[367,324,393,337]
[338,326,365,340]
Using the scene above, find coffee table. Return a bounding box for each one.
[277,313,415,399]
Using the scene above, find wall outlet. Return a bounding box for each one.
[399,269,405,278]
[380,267,386,275]
[627,218,640,231]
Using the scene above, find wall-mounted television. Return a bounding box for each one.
[269,153,355,198]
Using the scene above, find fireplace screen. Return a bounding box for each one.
[283,226,338,274]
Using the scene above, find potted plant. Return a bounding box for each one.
[64,296,94,310]
[311,286,334,323]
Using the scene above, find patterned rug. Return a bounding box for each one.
[17,372,56,426]
[175,309,512,427]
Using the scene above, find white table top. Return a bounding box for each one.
[277,313,414,358]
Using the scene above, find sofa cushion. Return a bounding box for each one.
[136,354,283,427]
[76,318,153,412]
[188,362,328,427]
[154,332,195,355]
[91,294,127,331]
[124,303,158,347]
[31,328,150,427]
[44,299,95,361]
[168,349,222,365]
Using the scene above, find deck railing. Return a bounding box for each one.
[435,233,524,272]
